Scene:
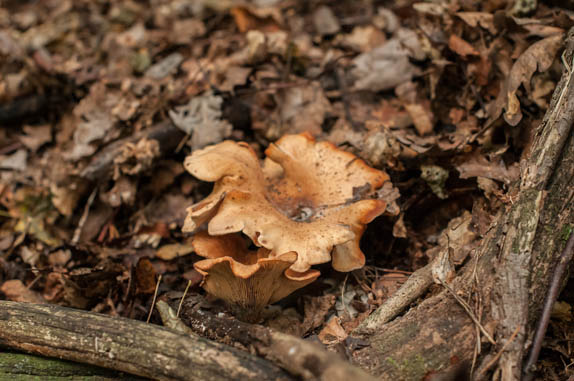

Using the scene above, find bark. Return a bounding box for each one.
[173,298,377,381]
[350,29,574,380]
[0,301,291,381]
[0,351,141,380]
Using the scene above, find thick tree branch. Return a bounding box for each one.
[0,301,291,381]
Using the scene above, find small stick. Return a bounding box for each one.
[147,274,162,323]
[523,231,574,381]
[177,280,192,318]
[341,273,351,317]
[476,325,521,378]
[439,279,496,345]
[72,188,97,244]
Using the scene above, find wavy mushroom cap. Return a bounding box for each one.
[184,133,393,272]
[192,232,319,313]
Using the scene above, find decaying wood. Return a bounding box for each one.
[491,29,574,380]
[0,351,140,380]
[350,29,574,380]
[0,301,292,381]
[173,297,377,381]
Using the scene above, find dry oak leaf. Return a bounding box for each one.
[487,33,563,126]
[183,133,393,272]
[448,34,479,57]
[193,232,319,312]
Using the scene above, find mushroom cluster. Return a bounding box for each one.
[183,133,394,314]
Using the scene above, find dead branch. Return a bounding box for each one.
[355,262,433,333]
[0,301,292,381]
[174,297,377,381]
[523,230,574,380]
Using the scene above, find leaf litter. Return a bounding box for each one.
[0,0,572,378]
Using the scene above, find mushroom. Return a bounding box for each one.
[192,232,319,318]
[184,132,394,272]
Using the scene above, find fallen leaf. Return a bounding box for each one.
[350,28,423,92]
[313,6,340,36]
[156,242,194,261]
[372,272,408,300]
[67,83,121,159]
[19,125,52,151]
[220,66,252,92]
[488,33,563,126]
[0,279,46,304]
[318,316,348,345]
[170,19,206,44]
[0,149,27,171]
[301,294,336,334]
[169,92,233,150]
[448,34,480,57]
[231,5,282,33]
[456,151,520,184]
[337,25,386,52]
[276,82,331,137]
[455,12,497,34]
[404,103,434,136]
[19,246,40,266]
[412,2,447,16]
[145,52,183,80]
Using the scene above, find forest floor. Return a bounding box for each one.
[0,0,573,380]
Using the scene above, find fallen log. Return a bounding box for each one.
[0,301,292,381]
[0,351,140,380]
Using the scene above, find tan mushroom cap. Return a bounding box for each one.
[184,133,391,272]
[192,232,320,311]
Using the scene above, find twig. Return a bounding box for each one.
[341,273,351,318]
[72,188,97,245]
[439,279,496,345]
[177,280,192,318]
[370,266,413,275]
[523,231,574,381]
[176,297,377,381]
[354,263,434,334]
[147,274,162,323]
[477,325,521,378]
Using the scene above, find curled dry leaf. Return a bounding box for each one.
[183,133,394,272]
[192,232,319,314]
[455,12,497,34]
[488,33,563,126]
[448,34,479,57]
[455,150,520,185]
